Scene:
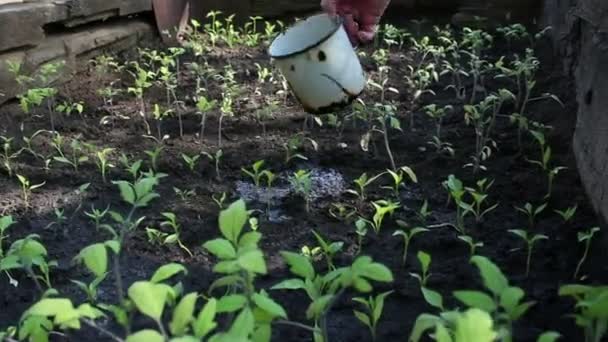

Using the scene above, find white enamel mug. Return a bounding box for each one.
[268,13,367,114]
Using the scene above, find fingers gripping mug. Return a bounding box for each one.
[268,13,367,114]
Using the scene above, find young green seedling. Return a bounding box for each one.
[1,136,23,177]
[1,234,57,292]
[203,149,223,180]
[282,133,318,165]
[289,170,313,213]
[56,100,84,120]
[410,251,432,287]
[559,284,608,342]
[509,229,548,277]
[161,212,193,257]
[458,235,484,259]
[16,174,45,209]
[353,291,393,341]
[368,199,400,234]
[173,187,196,202]
[212,192,227,209]
[347,172,383,209]
[355,218,368,255]
[312,230,344,271]
[0,216,15,258]
[424,104,455,156]
[329,203,357,223]
[443,174,468,233]
[461,178,499,223]
[393,220,428,265]
[416,200,432,226]
[84,204,110,233]
[515,202,547,230]
[381,166,418,198]
[573,227,600,280]
[181,153,200,173]
[195,95,217,143]
[554,204,577,223]
[241,160,268,187]
[52,135,89,172]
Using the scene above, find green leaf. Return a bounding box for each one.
[24,298,75,318]
[279,251,315,279]
[193,298,217,338]
[170,292,198,336]
[238,249,267,274]
[537,331,561,342]
[359,261,393,282]
[470,256,508,296]
[126,330,164,342]
[271,278,306,291]
[435,323,453,342]
[75,244,107,278]
[150,263,187,283]
[558,284,593,297]
[228,308,255,339]
[453,291,497,312]
[219,199,248,243]
[203,239,236,259]
[217,295,247,313]
[454,308,497,342]
[354,310,371,327]
[239,232,262,248]
[113,181,135,205]
[128,281,168,320]
[252,293,287,319]
[409,314,443,342]
[373,291,392,323]
[421,287,444,310]
[417,251,431,273]
[499,286,525,312]
[306,295,333,320]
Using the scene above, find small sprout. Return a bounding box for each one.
[573,227,600,280]
[380,166,418,198]
[515,202,547,230]
[241,160,268,187]
[16,174,45,209]
[312,230,344,270]
[144,145,164,172]
[355,218,368,255]
[173,187,196,202]
[509,229,549,277]
[353,291,393,341]
[461,178,499,224]
[160,212,193,257]
[181,153,201,173]
[212,192,227,209]
[203,149,223,180]
[416,200,432,226]
[443,174,468,233]
[410,250,432,287]
[458,235,484,258]
[1,136,23,177]
[289,170,313,213]
[554,204,577,223]
[366,199,400,234]
[393,221,428,266]
[84,204,110,232]
[346,172,383,208]
[329,203,357,223]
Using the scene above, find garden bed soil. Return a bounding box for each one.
[0,17,606,342]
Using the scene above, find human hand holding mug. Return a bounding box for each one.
[320,0,391,45]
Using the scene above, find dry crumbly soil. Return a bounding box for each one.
[0,16,606,342]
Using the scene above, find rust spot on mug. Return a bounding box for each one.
[318,50,327,62]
